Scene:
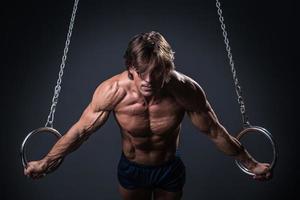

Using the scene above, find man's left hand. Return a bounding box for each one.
[251,163,272,181]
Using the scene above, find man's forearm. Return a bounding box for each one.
[42,123,87,167]
[211,124,258,169]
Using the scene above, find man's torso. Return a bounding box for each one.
[111,71,186,165]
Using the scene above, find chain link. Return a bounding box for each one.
[215,0,250,127]
[45,0,80,128]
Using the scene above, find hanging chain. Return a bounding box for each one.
[45,0,80,128]
[215,0,250,127]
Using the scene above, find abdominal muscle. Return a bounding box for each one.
[121,128,180,166]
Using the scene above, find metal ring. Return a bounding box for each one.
[20,127,63,174]
[235,126,278,176]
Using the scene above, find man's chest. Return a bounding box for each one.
[114,95,185,136]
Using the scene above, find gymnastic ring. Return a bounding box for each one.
[235,126,278,176]
[20,127,64,174]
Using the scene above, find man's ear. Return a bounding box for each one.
[128,66,135,80]
[128,66,135,74]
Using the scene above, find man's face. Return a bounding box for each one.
[129,66,166,97]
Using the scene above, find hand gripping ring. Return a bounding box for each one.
[20,127,64,174]
[234,126,278,176]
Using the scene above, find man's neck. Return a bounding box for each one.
[144,95,156,106]
[143,89,166,106]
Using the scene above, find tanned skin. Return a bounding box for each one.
[24,67,271,200]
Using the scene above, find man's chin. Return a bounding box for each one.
[140,88,155,97]
[141,90,153,97]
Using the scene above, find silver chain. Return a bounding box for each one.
[215,0,250,127]
[45,0,80,128]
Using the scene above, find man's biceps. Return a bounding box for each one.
[188,111,216,133]
[188,111,206,126]
[186,96,208,113]
[78,105,109,129]
[93,111,110,126]
[87,111,110,133]
[88,109,109,125]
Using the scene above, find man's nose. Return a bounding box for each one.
[143,73,152,83]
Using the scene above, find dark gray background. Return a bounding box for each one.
[2,0,296,199]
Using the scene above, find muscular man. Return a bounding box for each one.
[24,31,272,200]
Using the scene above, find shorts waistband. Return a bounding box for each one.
[120,151,180,169]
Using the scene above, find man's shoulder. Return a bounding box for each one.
[166,70,206,111]
[92,71,127,110]
[167,70,202,92]
[95,71,128,91]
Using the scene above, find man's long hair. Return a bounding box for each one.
[123,31,175,80]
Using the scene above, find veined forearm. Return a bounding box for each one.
[42,109,110,168]
[211,124,257,169]
[43,123,87,167]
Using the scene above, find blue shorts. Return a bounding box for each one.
[117,151,186,192]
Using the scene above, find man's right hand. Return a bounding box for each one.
[24,159,48,180]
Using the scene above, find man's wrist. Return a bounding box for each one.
[42,155,58,167]
[235,150,258,170]
[243,157,258,170]
[41,156,51,167]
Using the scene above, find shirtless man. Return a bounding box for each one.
[24,31,272,200]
